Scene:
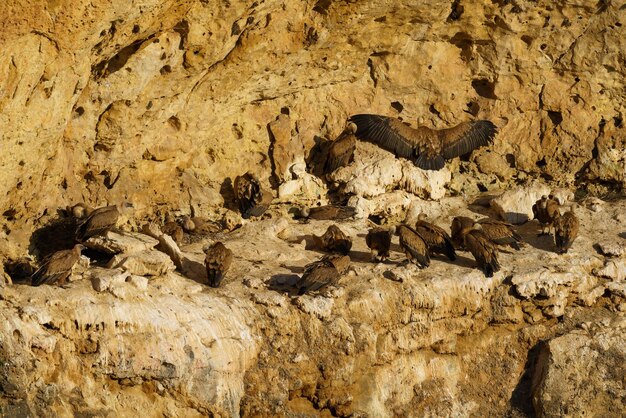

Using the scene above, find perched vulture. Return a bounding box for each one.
[181,216,196,233]
[553,208,579,254]
[396,224,430,268]
[76,205,120,241]
[365,227,393,262]
[450,216,475,248]
[532,195,561,235]
[477,218,522,250]
[296,254,350,295]
[31,244,85,286]
[234,172,273,219]
[349,114,497,170]
[324,123,357,175]
[314,225,352,255]
[414,214,456,260]
[454,217,522,251]
[300,205,356,221]
[68,203,93,220]
[162,214,184,243]
[463,227,501,277]
[204,241,233,288]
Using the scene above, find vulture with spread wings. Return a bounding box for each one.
[348,114,497,170]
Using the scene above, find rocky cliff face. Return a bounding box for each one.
[1,0,625,417]
[1,0,625,250]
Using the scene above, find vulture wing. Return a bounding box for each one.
[349,114,445,170]
[440,120,497,159]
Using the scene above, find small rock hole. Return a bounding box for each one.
[390,101,404,113]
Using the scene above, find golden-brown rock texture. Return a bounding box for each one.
[1,0,625,250]
[1,0,626,416]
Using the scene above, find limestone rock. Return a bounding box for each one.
[84,231,159,255]
[90,267,131,292]
[276,172,326,202]
[549,188,574,205]
[595,241,626,258]
[475,150,515,180]
[582,196,606,213]
[532,324,626,417]
[268,114,304,184]
[491,183,551,224]
[330,144,450,201]
[586,127,626,188]
[594,259,626,281]
[107,250,175,276]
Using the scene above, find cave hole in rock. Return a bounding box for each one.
[505,153,516,168]
[132,25,140,33]
[477,182,488,192]
[613,116,622,127]
[471,79,497,99]
[280,107,290,115]
[3,209,17,221]
[168,116,182,131]
[466,101,480,116]
[547,110,563,126]
[92,39,145,78]
[447,0,464,21]
[390,101,404,113]
[521,35,533,46]
[536,157,547,168]
[74,106,85,117]
[450,32,473,62]
[28,216,77,261]
[160,64,172,75]
[232,123,244,139]
[173,20,189,50]
[596,0,610,14]
[231,21,241,36]
[100,170,120,189]
[374,16,386,23]
[313,0,331,15]
[4,259,35,284]
[429,104,441,117]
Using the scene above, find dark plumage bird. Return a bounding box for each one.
[31,244,85,286]
[451,216,475,248]
[76,205,120,241]
[296,254,350,295]
[463,227,501,277]
[234,172,273,219]
[477,218,522,250]
[314,225,352,255]
[532,195,560,235]
[396,224,430,268]
[324,122,357,175]
[162,214,183,243]
[365,227,393,262]
[181,216,196,233]
[553,208,579,254]
[68,203,93,220]
[300,205,356,221]
[453,216,522,251]
[349,114,497,170]
[204,242,233,288]
[414,214,456,260]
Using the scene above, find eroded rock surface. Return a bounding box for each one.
[1,197,624,417]
[1,0,626,416]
